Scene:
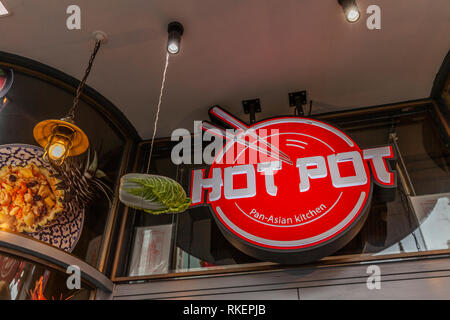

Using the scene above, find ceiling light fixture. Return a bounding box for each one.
[33,31,107,165]
[167,21,184,54]
[338,0,361,23]
[0,1,10,17]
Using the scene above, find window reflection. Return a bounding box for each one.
[0,252,92,300]
[0,67,127,269]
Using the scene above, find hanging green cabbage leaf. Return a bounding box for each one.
[119,173,191,215]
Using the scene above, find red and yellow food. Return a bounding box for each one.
[0,164,64,233]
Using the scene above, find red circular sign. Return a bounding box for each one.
[207,117,372,263]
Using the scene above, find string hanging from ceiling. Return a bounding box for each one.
[119,21,191,215]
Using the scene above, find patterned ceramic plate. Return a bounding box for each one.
[0,144,84,252]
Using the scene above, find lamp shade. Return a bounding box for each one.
[33,119,89,158]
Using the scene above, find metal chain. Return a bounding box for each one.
[65,39,102,120]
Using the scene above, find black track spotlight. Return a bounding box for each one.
[167,21,184,54]
[338,0,361,23]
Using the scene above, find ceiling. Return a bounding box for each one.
[1,0,449,139]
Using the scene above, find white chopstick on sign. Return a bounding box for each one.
[201,121,293,166]
[209,106,292,162]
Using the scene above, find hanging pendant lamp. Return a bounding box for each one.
[33,31,107,165]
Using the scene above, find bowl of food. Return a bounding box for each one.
[0,144,84,252]
[0,163,64,232]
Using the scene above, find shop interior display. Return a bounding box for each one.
[0,35,112,252]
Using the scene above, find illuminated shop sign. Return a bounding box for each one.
[190,107,397,264]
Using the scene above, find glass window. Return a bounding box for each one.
[0,65,129,270]
[115,102,450,279]
[334,107,450,255]
[0,251,93,300]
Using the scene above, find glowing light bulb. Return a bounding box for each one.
[167,42,179,54]
[48,141,67,160]
[338,0,361,23]
[346,8,360,22]
[0,1,9,17]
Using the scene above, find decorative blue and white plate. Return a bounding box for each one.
[0,144,84,252]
